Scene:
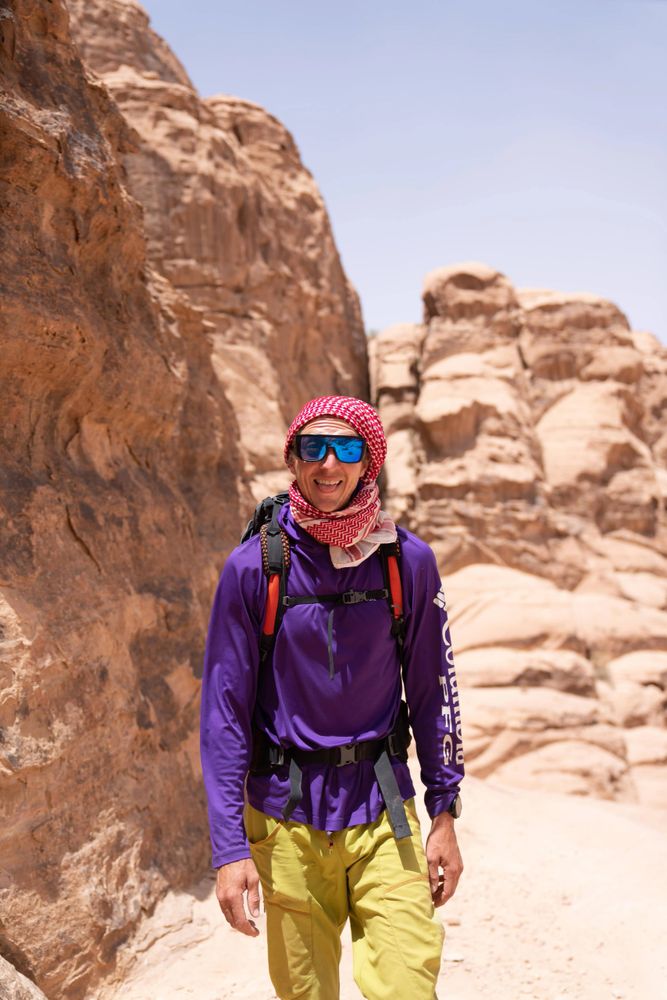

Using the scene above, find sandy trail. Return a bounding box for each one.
[94,767,667,1000]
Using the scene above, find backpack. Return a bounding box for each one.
[240,493,412,838]
[241,492,406,669]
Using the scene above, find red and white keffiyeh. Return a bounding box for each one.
[284,396,397,569]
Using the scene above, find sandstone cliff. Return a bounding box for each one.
[0,1,366,996]
[67,0,368,501]
[3,0,666,995]
[372,263,667,805]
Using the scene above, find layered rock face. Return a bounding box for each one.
[0,957,49,1000]
[372,263,667,804]
[0,1,366,996]
[67,0,368,501]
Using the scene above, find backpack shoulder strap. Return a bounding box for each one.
[258,502,290,662]
[379,540,405,661]
[241,491,289,543]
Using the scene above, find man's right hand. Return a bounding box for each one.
[216,858,261,937]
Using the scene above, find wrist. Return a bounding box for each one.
[431,792,462,823]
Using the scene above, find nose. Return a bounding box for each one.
[319,447,341,469]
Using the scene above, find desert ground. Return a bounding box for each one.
[94,760,667,1000]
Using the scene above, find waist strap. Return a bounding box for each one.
[250,706,412,840]
[263,735,391,769]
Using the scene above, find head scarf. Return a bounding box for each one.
[284,396,396,568]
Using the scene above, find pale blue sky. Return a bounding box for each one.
[140,1,666,341]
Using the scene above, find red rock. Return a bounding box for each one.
[67,0,368,499]
[1,1,367,996]
[373,263,667,809]
[0,957,49,1000]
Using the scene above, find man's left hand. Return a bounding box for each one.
[425,811,463,907]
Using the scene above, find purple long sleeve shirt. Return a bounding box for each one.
[200,505,464,868]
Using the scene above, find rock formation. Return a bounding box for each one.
[67,0,368,501]
[0,1,366,996]
[0,957,49,1000]
[372,262,667,805]
[2,0,666,995]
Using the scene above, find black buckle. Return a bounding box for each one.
[268,745,285,766]
[337,743,358,766]
[387,733,408,761]
[342,591,367,605]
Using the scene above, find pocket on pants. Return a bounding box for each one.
[384,875,444,980]
[244,803,282,848]
[265,889,314,1000]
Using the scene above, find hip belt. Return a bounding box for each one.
[250,703,413,840]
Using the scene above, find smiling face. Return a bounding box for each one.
[287,416,370,512]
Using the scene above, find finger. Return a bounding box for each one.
[228,894,260,937]
[247,878,261,918]
[217,893,248,931]
[431,873,446,907]
[217,891,235,919]
[443,873,460,902]
[427,857,440,896]
[441,862,463,903]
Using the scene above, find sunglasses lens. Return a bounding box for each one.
[298,436,327,461]
[332,437,364,463]
[296,435,365,463]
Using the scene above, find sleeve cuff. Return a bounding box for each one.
[425,788,461,819]
[211,844,252,868]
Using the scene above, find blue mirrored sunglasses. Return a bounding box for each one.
[295,434,366,464]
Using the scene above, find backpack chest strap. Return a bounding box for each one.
[283,588,389,608]
[283,588,390,678]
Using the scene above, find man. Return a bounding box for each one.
[201,395,464,999]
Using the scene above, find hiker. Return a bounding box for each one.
[201,395,464,999]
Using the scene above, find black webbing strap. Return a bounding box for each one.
[283,588,390,679]
[263,502,287,575]
[284,757,303,821]
[373,749,411,839]
[282,749,410,838]
[283,588,389,608]
[253,703,412,838]
[241,492,289,544]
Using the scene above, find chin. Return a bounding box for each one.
[309,498,339,513]
[307,489,351,513]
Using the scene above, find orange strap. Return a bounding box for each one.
[262,573,281,636]
[386,554,403,618]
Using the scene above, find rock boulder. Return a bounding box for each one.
[373,264,667,806]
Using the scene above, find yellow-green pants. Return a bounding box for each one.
[245,798,444,1000]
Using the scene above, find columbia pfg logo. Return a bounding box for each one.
[433,587,447,611]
